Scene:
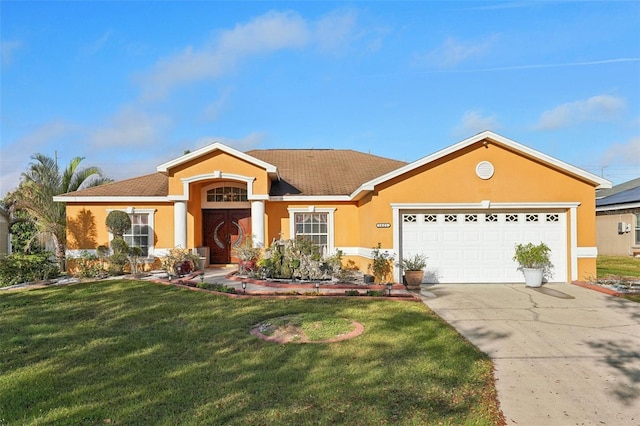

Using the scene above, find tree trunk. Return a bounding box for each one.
[55,241,66,272]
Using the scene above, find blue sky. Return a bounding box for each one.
[1,1,639,197]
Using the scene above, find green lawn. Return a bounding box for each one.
[0,280,502,425]
[597,255,640,278]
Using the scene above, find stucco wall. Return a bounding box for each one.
[65,203,174,250]
[167,151,270,196]
[596,212,639,256]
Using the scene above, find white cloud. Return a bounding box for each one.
[535,94,626,130]
[420,36,497,68]
[90,105,172,148]
[600,136,640,167]
[140,9,364,100]
[453,110,501,137]
[1,40,23,66]
[83,31,113,55]
[201,88,234,122]
[141,10,310,100]
[314,8,358,52]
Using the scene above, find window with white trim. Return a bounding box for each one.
[206,185,247,202]
[124,214,150,256]
[108,208,155,257]
[288,207,335,255]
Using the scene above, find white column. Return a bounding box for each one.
[251,200,265,247]
[174,201,187,248]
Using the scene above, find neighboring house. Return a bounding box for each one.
[595,178,640,256]
[54,131,610,283]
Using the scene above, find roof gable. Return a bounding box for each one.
[351,131,611,199]
[157,142,279,180]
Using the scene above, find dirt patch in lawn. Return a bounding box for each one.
[251,314,364,344]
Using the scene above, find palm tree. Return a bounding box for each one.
[7,153,112,270]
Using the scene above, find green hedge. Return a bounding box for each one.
[0,253,60,286]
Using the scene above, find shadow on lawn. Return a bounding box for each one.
[0,281,502,425]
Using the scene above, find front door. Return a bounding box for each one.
[203,209,251,264]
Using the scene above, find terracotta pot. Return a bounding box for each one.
[404,270,425,290]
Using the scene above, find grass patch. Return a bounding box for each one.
[258,313,355,342]
[622,294,640,303]
[597,255,640,278]
[0,280,503,425]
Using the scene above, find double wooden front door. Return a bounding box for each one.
[203,209,251,264]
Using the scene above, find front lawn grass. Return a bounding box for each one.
[597,255,640,278]
[0,280,503,425]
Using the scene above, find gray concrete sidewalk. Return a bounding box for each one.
[419,283,640,425]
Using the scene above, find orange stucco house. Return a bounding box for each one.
[54,131,611,283]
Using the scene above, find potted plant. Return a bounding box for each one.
[231,236,262,274]
[397,253,427,290]
[513,242,553,287]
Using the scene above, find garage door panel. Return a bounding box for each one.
[401,211,567,283]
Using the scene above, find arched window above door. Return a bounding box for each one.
[207,186,247,202]
[201,182,250,208]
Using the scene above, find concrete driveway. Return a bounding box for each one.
[419,284,640,425]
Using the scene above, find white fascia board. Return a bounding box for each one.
[576,247,598,258]
[350,131,611,199]
[53,196,170,203]
[596,202,640,212]
[156,141,279,179]
[390,201,581,210]
[270,195,352,202]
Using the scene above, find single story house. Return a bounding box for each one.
[54,131,610,283]
[596,177,640,256]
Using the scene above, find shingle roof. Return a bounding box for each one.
[246,149,408,196]
[62,172,169,197]
[58,149,408,198]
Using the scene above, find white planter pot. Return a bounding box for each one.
[523,268,544,287]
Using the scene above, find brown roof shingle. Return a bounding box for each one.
[247,149,407,196]
[62,172,168,197]
[59,149,407,198]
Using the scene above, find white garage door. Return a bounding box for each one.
[400,212,567,283]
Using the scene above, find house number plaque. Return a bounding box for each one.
[376,223,391,228]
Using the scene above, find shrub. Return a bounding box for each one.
[368,243,395,283]
[109,238,130,275]
[344,290,361,296]
[258,238,346,281]
[196,282,237,293]
[161,247,201,277]
[72,250,102,278]
[396,253,427,271]
[366,290,385,297]
[106,210,131,239]
[0,252,60,286]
